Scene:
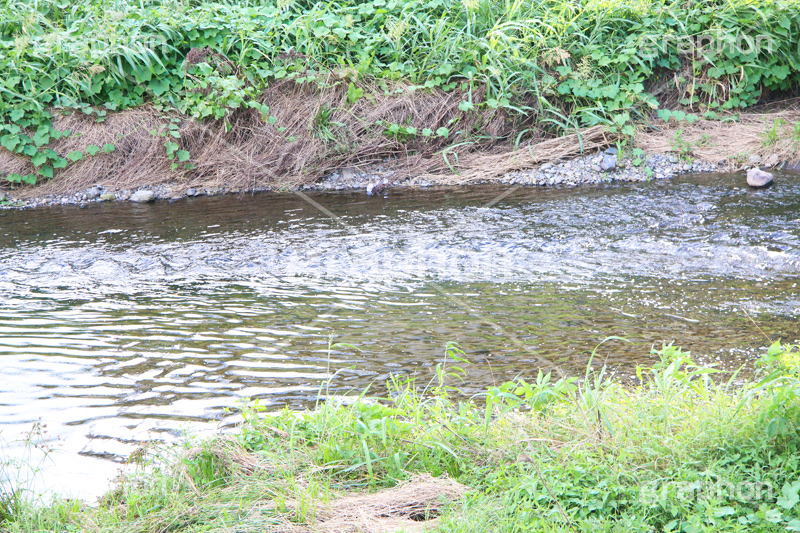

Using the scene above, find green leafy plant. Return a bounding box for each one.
[2,0,800,186]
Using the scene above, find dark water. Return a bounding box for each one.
[1,172,799,498]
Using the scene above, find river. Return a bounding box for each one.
[1,171,798,499]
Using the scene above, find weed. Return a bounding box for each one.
[2,0,800,184]
[311,105,344,144]
[5,342,800,531]
[670,130,694,161]
[0,422,54,525]
[762,119,787,148]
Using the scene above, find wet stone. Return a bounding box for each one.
[130,190,155,203]
[746,168,774,188]
[600,155,617,172]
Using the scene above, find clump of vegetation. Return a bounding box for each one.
[3,341,800,532]
[1,0,799,186]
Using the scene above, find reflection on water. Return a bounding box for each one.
[0,172,799,498]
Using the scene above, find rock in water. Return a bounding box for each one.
[600,154,617,172]
[746,168,773,188]
[130,190,155,203]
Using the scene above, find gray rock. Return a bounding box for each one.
[130,190,155,203]
[86,187,101,199]
[748,155,762,166]
[605,147,618,156]
[746,167,773,188]
[668,155,679,164]
[600,154,617,172]
[540,162,553,171]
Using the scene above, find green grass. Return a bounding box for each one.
[3,341,800,532]
[2,0,800,184]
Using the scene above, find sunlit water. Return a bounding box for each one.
[1,172,799,499]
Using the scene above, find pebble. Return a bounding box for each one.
[0,150,769,209]
[130,190,155,203]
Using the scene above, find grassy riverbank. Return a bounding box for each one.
[2,0,800,196]
[3,342,800,532]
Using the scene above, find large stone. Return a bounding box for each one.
[99,193,116,202]
[86,186,102,199]
[600,154,617,172]
[130,190,155,203]
[746,167,774,188]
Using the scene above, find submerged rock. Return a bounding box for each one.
[746,168,774,188]
[130,190,155,203]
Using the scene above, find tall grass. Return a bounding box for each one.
[3,341,800,532]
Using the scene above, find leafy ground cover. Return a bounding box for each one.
[3,341,800,532]
[1,0,799,188]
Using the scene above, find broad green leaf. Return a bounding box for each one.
[31,152,47,166]
[1,135,19,152]
[778,481,800,509]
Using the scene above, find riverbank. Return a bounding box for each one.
[0,145,724,209]
[3,107,800,209]
[3,0,800,207]
[3,341,800,532]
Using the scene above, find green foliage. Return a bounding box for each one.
[5,342,800,531]
[2,0,800,185]
[670,129,697,161]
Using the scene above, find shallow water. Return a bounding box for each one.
[1,172,799,498]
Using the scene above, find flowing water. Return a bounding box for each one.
[1,172,799,499]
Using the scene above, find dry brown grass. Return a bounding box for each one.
[3,83,799,199]
[1,78,520,198]
[636,99,800,169]
[311,474,468,533]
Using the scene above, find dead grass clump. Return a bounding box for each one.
[636,99,800,169]
[177,437,268,493]
[311,474,468,533]
[422,125,614,184]
[0,76,604,198]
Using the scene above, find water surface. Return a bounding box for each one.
[1,172,798,498]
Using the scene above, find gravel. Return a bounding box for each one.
[0,150,748,209]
